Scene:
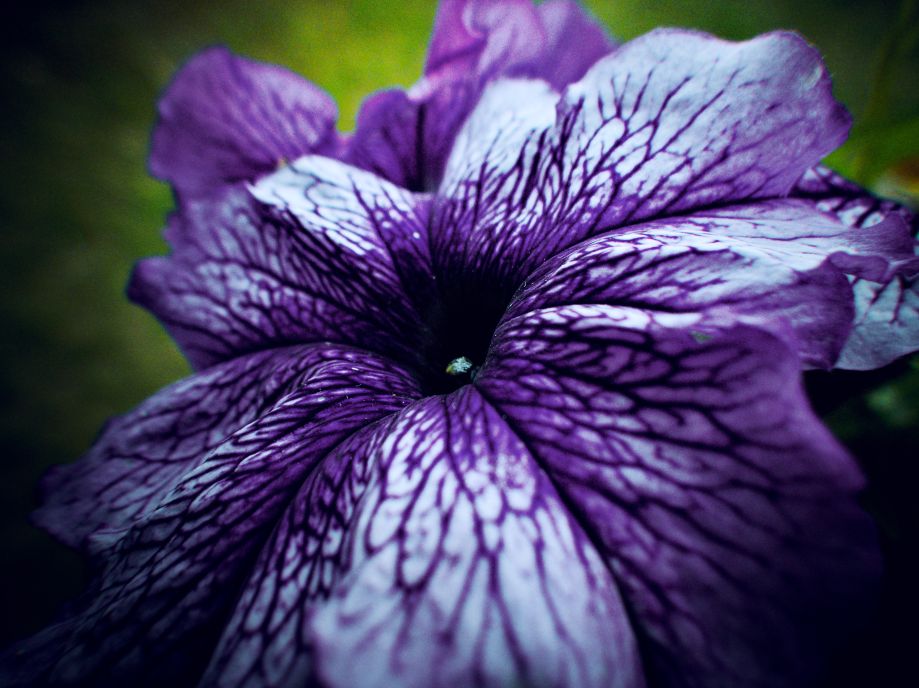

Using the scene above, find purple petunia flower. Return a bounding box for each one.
[4,1,919,687]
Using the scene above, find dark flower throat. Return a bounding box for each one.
[416,284,510,396]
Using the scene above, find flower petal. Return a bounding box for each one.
[535,0,616,90]
[197,420,387,688]
[34,346,349,553]
[204,389,644,688]
[149,47,339,199]
[345,0,541,192]
[507,199,916,369]
[425,0,612,88]
[4,347,418,686]
[433,29,850,290]
[344,88,444,192]
[839,275,919,370]
[129,156,432,370]
[792,165,919,369]
[310,389,642,688]
[425,0,543,79]
[346,0,612,191]
[477,308,880,687]
[794,166,917,229]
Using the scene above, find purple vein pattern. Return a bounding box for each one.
[4,1,918,688]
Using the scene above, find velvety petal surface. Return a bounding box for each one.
[508,199,915,368]
[346,0,612,191]
[149,47,339,199]
[793,165,919,369]
[129,156,431,371]
[477,311,880,687]
[433,29,850,290]
[3,346,419,687]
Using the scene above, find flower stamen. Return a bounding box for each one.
[445,356,474,376]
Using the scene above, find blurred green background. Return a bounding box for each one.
[0,0,916,684]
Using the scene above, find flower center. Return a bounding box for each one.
[416,283,510,395]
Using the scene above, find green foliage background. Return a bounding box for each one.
[1,0,916,682]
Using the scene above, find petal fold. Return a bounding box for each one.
[792,165,919,369]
